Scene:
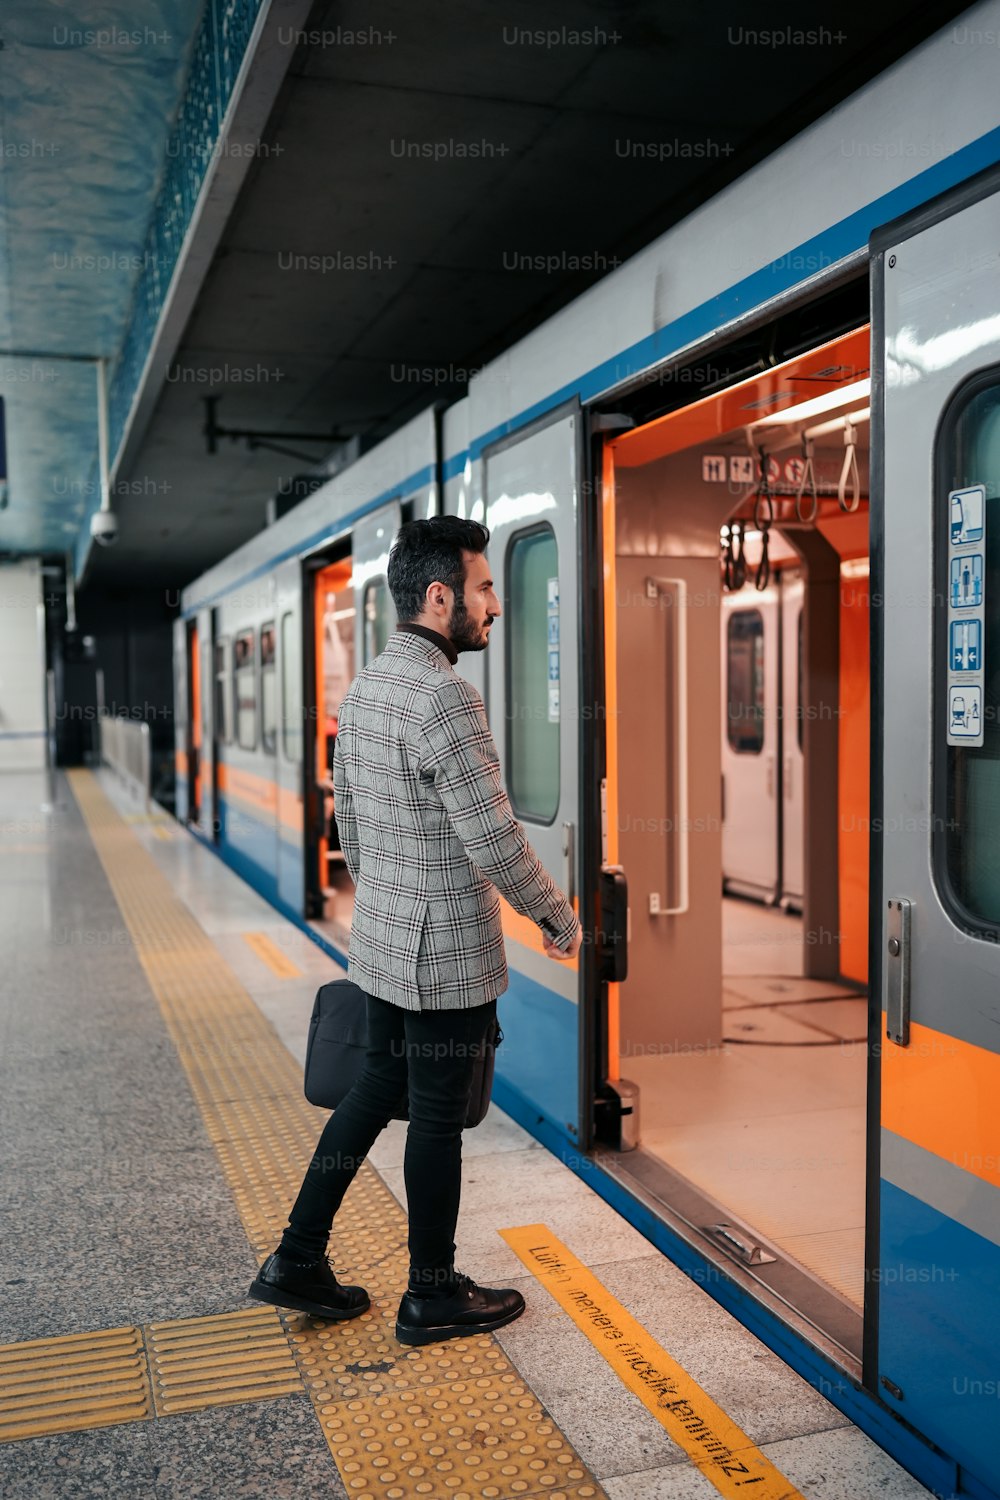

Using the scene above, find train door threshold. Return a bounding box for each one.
[593,1145,863,1372]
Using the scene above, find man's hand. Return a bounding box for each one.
[542,927,583,961]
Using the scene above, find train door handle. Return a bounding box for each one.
[562,820,575,904]
[886,898,912,1047]
[783,755,792,799]
[598,864,628,982]
[766,755,776,797]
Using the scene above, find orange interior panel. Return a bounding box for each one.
[602,441,621,1080]
[839,570,871,984]
[314,559,353,893]
[604,322,873,1041]
[610,326,870,469]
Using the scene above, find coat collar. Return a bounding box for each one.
[384,628,457,670]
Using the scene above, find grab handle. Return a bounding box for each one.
[648,577,689,917]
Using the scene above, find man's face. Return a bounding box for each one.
[448,549,501,653]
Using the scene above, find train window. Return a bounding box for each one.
[234,629,257,750]
[261,622,277,754]
[281,612,301,762]
[214,639,232,744]
[214,638,232,745]
[363,578,392,665]
[727,610,765,753]
[506,525,559,823]
[937,375,1000,929]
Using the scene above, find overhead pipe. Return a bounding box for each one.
[89,358,118,546]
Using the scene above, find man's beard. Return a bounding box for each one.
[448,593,491,653]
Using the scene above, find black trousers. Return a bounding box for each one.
[280,992,497,1285]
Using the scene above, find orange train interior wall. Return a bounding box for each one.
[313,559,354,894]
[609,323,873,996]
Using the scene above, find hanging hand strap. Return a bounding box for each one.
[838,419,860,512]
[795,435,818,523]
[753,449,773,591]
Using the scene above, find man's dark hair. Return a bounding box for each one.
[387,516,490,622]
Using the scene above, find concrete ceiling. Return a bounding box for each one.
[0,0,975,593]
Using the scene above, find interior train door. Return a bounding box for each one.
[780,572,804,908]
[275,559,304,913]
[482,405,582,1142]
[721,585,780,902]
[873,173,1000,1494]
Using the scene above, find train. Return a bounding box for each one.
[174,13,1000,1497]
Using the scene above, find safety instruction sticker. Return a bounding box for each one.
[547,576,560,722]
[947,484,986,746]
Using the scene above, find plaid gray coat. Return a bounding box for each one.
[332,629,580,1010]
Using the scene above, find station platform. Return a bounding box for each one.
[0,769,936,1500]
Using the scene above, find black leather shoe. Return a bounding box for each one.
[395,1273,525,1345]
[249,1251,369,1320]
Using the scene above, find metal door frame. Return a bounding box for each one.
[579,278,875,1361]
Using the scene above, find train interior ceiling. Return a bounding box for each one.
[605,324,871,1360]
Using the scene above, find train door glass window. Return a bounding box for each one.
[727,609,765,753]
[234,630,257,750]
[506,525,559,822]
[214,638,232,744]
[937,374,1000,928]
[281,612,301,762]
[363,578,392,665]
[261,622,277,753]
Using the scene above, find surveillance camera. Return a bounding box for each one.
[90,510,119,546]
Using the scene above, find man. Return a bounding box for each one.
[250,515,583,1345]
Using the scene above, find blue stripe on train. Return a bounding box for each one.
[879,1177,1000,1494]
[492,968,578,1142]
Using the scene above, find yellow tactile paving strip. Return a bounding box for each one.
[242,930,303,979]
[147,1308,302,1416]
[59,771,606,1499]
[0,1326,152,1442]
[0,1306,305,1442]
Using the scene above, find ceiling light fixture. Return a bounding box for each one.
[750,378,871,428]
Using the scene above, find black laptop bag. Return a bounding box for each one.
[303,978,503,1128]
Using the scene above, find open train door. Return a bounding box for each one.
[482,404,585,1144]
[274,559,304,912]
[872,169,1000,1495]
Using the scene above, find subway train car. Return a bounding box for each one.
[175,14,1000,1497]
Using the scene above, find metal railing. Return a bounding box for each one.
[98,714,151,812]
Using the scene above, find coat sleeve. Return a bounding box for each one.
[332,728,360,886]
[418,677,580,951]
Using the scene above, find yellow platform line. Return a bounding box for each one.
[242,930,303,979]
[66,771,605,1498]
[502,1227,806,1500]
